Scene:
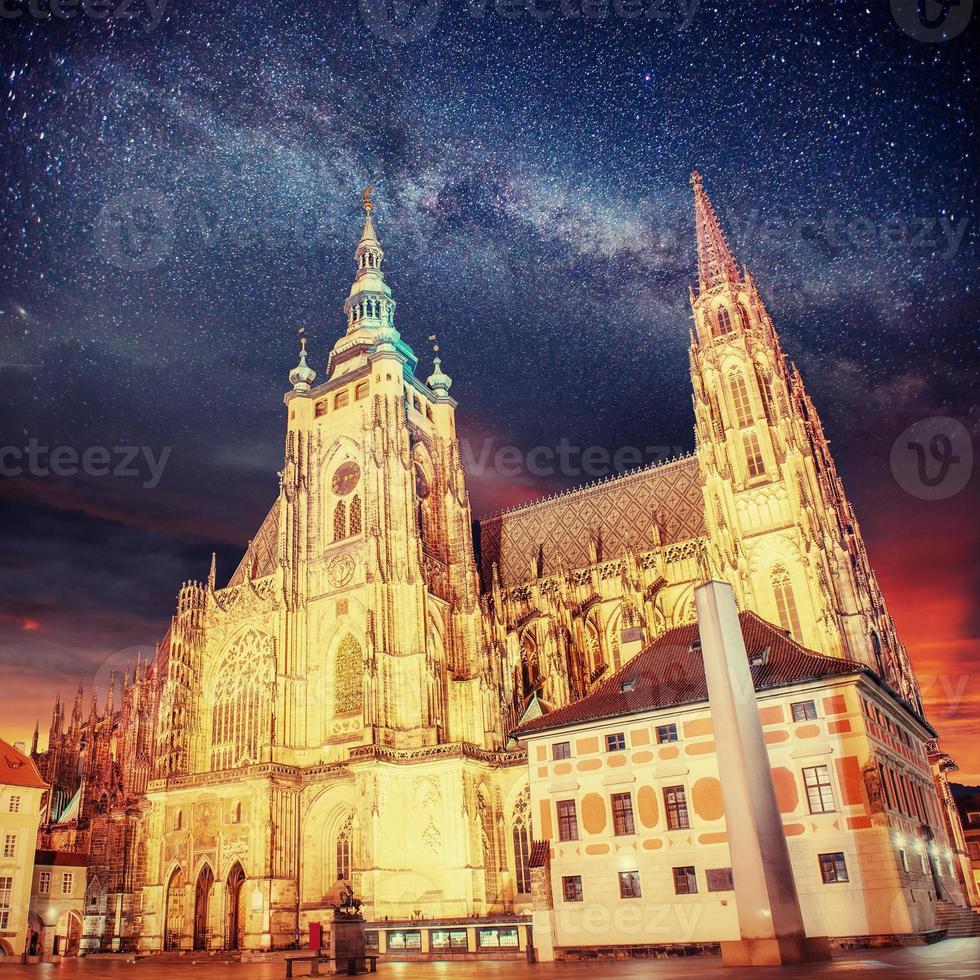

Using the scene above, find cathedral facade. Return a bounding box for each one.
[32,177,933,953]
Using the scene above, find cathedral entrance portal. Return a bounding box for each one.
[226,863,246,950]
[193,865,214,951]
[164,868,185,951]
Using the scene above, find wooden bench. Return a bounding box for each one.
[285,953,378,977]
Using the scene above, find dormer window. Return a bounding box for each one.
[620,678,638,693]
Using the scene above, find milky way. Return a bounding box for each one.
[0,2,977,773]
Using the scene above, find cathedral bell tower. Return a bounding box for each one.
[280,189,487,753]
[688,173,921,712]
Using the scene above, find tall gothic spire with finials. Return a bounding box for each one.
[691,170,741,293]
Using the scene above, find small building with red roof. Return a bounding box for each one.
[514,612,966,960]
[0,738,48,958]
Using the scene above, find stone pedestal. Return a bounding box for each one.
[696,581,831,968]
[330,914,366,974]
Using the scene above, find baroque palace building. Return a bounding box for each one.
[28,176,948,955]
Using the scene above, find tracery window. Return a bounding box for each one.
[336,815,353,881]
[512,793,532,895]
[772,565,803,639]
[210,630,273,771]
[334,500,347,542]
[715,306,733,335]
[349,495,362,536]
[728,371,753,428]
[743,431,765,477]
[333,635,363,715]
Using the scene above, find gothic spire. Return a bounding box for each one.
[691,171,741,293]
[342,185,396,339]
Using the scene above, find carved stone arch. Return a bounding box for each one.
[669,584,696,627]
[506,781,532,897]
[605,603,623,671]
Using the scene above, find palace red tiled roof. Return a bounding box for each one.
[515,612,864,737]
[0,737,47,789]
[34,850,88,868]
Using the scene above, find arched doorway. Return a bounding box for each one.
[193,865,214,951]
[55,910,82,956]
[164,867,185,951]
[226,863,246,951]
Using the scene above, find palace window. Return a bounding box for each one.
[728,371,753,428]
[556,800,579,842]
[791,700,817,721]
[3,834,15,858]
[355,381,369,401]
[553,741,571,761]
[334,635,364,715]
[742,431,765,477]
[334,390,349,410]
[656,723,678,743]
[39,871,50,894]
[618,870,642,899]
[664,785,690,830]
[899,848,910,873]
[562,875,583,902]
[803,765,836,814]
[61,872,74,895]
[673,866,697,895]
[819,852,849,884]
[477,927,519,949]
[771,565,803,638]
[611,792,635,836]
[606,732,626,752]
[430,929,468,950]
[7,795,20,813]
[706,867,734,891]
[0,876,11,930]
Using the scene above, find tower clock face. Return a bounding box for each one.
[332,461,360,496]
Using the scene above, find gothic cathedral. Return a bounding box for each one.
[34,176,925,953]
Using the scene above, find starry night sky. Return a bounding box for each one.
[0,2,977,776]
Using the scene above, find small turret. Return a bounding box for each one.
[426,355,453,397]
[289,336,317,392]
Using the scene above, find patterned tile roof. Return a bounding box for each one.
[227,503,280,587]
[476,454,705,588]
[0,737,47,789]
[34,850,89,867]
[514,611,863,736]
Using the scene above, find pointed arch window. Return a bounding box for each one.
[728,371,753,428]
[336,815,353,881]
[512,794,532,895]
[349,495,362,536]
[333,635,363,715]
[715,306,734,336]
[334,500,347,542]
[742,431,765,478]
[210,629,273,771]
[772,565,803,639]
